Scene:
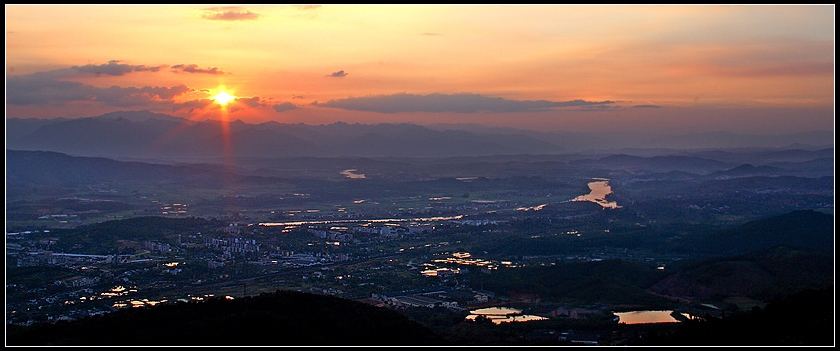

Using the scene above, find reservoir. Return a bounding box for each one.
[340,169,365,179]
[465,306,548,325]
[613,310,690,324]
[572,178,621,209]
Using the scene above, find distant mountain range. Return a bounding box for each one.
[6,110,834,160]
[8,142,833,191]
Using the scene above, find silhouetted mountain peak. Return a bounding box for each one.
[93,110,187,123]
[6,110,835,160]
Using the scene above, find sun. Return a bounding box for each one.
[212,90,236,106]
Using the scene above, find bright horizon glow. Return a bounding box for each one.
[4,4,834,134]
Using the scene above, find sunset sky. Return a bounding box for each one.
[5,5,835,134]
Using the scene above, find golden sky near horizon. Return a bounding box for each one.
[5,4,835,133]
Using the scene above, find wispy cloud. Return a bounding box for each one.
[202,6,260,21]
[236,97,262,108]
[723,62,833,77]
[69,60,230,77]
[172,64,227,75]
[290,5,320,19]
[73,60,164,76]
[225,96,263,113]
[311,93,615,113]
[272,102,297,113]
[7,73,190,107]
[8,65,190,108]
[631,104,662,108]
[327,70,348,78]
[421,32,442,36]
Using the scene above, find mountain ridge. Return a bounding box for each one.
[6,110,833,159]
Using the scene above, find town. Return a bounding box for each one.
[6,146,833,345]
[8,203,655,328]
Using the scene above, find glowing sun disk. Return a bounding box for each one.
[213,91,236,105]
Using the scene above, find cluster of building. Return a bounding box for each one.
[204,237,261,255]
[370,288,498,310]
[10,250,133,267]
[54,275,101,288]
[260,251,351,267]
[143,240,172,253]
[307,228,355,242]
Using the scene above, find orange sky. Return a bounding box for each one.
[5,5,835,133]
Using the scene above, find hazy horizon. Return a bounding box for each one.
[5,109,836,138]
[5,5,835,135]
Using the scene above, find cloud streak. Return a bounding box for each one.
[327,70,348,78]
[68,60,230,77]
[73,60,165,76]
[202,6,260,21]
[724,62,833,77]
[172,64,227,75]
[311,93,615,113]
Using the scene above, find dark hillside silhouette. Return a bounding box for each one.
[6,290,447,346]
[632,286,834,346]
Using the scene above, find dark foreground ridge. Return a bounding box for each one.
[632,286,835,346]
[7,286,833,346]
[6,290,447,346]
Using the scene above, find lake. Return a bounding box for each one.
[466,306,548,325]
[613,310,690,324]
[340,169,365,179]
[571,178,621,209]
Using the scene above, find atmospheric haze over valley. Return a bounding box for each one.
[5,4,835,347]
[6,110,834,346]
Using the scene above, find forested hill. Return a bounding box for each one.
[633,286,835,346]
[674,209,834,257]
[6,290,448,346]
